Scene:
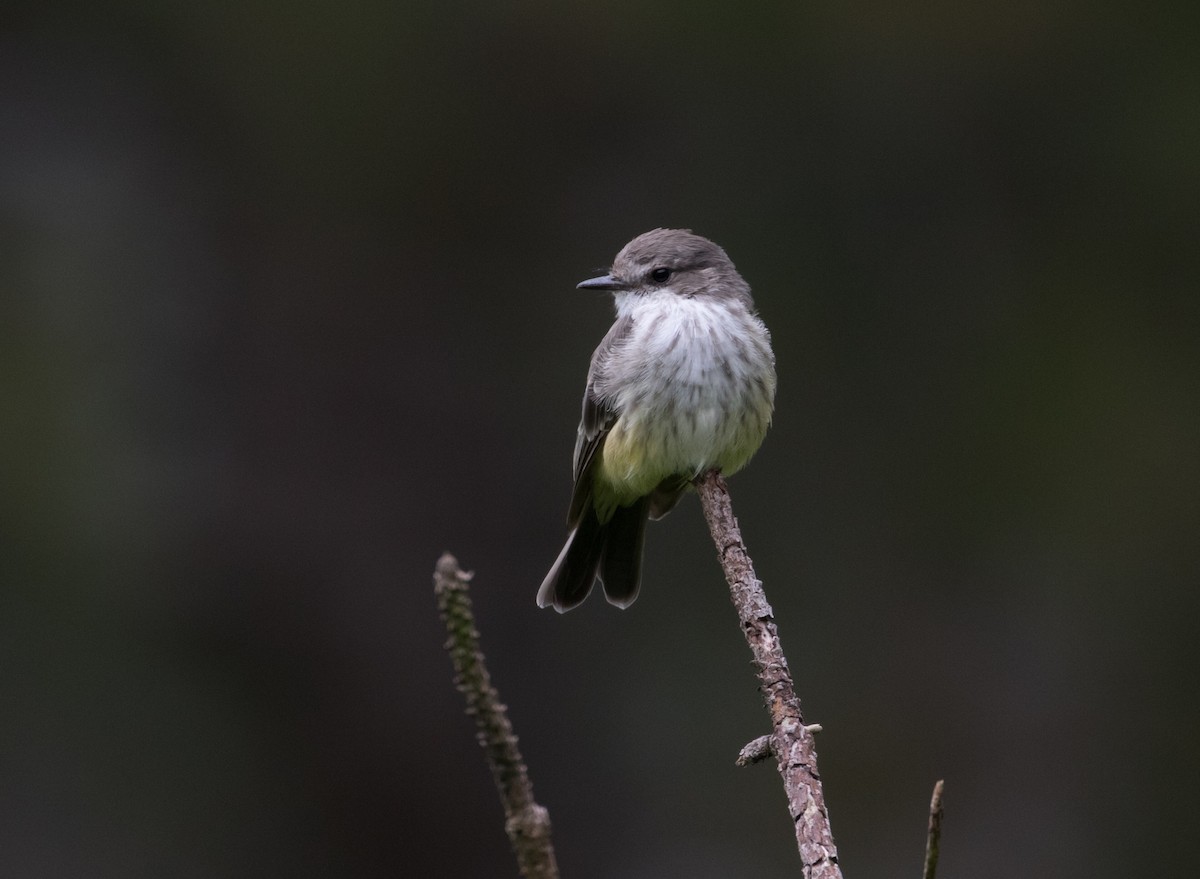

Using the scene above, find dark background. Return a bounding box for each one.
[3,1,1197,876]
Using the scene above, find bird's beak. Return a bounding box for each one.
[576,274,625,291]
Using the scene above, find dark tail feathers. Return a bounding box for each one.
[537,500,649,612]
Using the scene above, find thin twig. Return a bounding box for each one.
[923,780,945,879]
[736,734,774,767]
[694,471,843,879]
[434,553,559,879]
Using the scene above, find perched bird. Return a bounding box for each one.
[538,229,776,612]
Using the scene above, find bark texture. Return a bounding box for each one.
[695,472,843,879]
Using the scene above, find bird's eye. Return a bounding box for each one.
[650,267,671,283]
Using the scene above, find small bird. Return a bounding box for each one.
[538,229,776,612]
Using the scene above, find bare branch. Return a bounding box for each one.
[434,553,559,879]
[695,472,843,879]
[923,779,945,879]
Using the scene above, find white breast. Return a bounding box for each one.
[595,290,776,495]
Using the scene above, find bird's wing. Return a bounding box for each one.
[566,314,630,526]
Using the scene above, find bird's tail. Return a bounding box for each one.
[537,499,649,612]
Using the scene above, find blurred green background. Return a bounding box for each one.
[2,0,1197,876]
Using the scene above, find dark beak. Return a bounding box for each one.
[576,273,625,291]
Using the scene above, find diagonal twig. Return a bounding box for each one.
[923,779,945,879]
[695,471,843,879]
[434,553,559,879]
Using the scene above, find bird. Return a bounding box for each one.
[537,228,776,612]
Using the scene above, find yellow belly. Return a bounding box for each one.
[594,398,771,519]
